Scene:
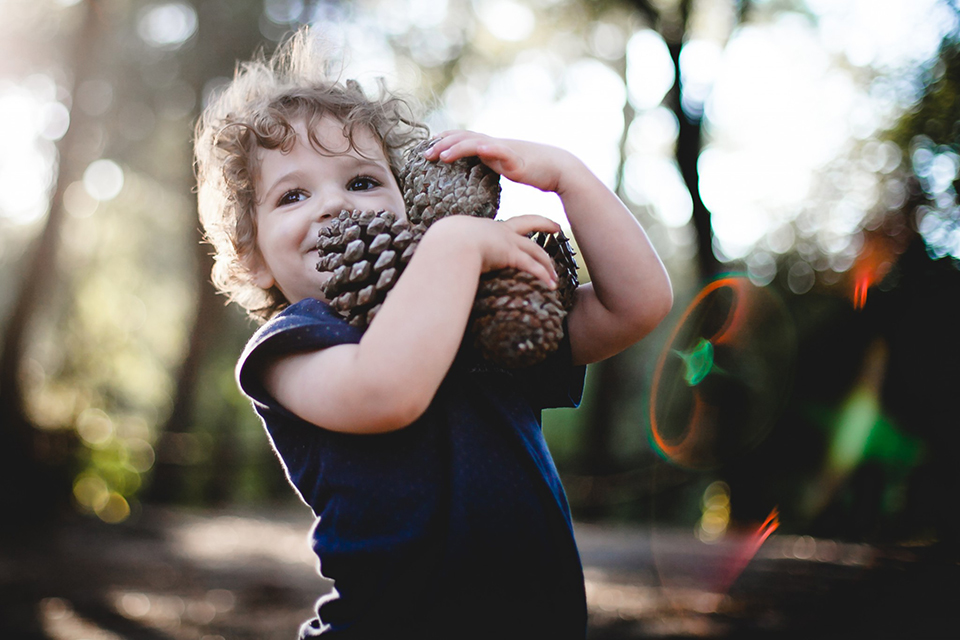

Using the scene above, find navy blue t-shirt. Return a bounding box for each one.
[238,298,588,639]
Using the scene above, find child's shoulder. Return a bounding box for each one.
[249,298,343,339]
[239,299,360,369]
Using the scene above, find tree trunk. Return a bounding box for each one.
[667,39,719,280]
[0,0,103,522]
[146,232,226,503]
[624,0,726,280]
[142,5,267,504]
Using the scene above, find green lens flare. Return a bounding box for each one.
[675,338,714,386]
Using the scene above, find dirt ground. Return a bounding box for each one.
[1,506,957,639]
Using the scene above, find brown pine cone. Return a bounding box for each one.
[470,230,579,368]
[317,209,425,328]
[398,138,501,226]
[471,269,566,368]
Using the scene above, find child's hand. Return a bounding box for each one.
[427,213,560,288]
[427,129,674,367]
[424,130,572,195]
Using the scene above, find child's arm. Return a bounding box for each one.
[260,213,560,434]
[425,131,673,366]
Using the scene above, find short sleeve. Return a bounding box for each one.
[236,298,362,412]
[511,317,586,412]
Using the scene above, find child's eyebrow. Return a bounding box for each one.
[335,155,394,180]
[343,154,390,170]
[261,169,307,200]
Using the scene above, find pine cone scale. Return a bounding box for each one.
[316,209,426,329]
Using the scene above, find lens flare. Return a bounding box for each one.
[853,275,870,310]
[712,507,780,594]
[677,338,718,386]
[849,224,908,309]
[649,277,796,470]
[652,478,781,601]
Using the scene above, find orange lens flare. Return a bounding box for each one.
[649,277,795,470]
[849,225,909,310]
[649,277,745,466]
[714,507,780,594]
[853,275,870,310]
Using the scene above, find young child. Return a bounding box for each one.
[195,29,672,639]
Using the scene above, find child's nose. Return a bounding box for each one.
[317,189,352,222]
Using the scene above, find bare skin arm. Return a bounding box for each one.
[425,131,674,366]
[261,214,561,434]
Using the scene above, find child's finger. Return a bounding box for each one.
[430,132,516,167]
[437,138,489,163]
[423,131,475,159]
[433,130,474,146]
[502,215,562,282]
[502,214,561,236]
[516,246,559,288]
[510,230,559,286]
[470,142,520,173]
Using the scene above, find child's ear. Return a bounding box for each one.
[241,250,276,290]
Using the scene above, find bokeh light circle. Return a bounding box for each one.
[649,277,796,470]
[137,2,198,49]
[82,159,124,201]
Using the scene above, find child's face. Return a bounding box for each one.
[249,116,406,305]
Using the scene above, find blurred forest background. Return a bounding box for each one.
[2,0,960,633]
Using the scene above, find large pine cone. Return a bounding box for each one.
[471,230,579,368]
[317,209,425,328]
[398,139,501,226]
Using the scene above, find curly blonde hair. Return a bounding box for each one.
[195,28,428,321]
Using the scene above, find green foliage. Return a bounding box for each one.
[892,40,960,149]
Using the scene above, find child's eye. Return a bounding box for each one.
[278,189,308,206]
[347,176,381,191]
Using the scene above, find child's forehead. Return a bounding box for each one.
[252,116,391,185]
[289,115,384,157]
